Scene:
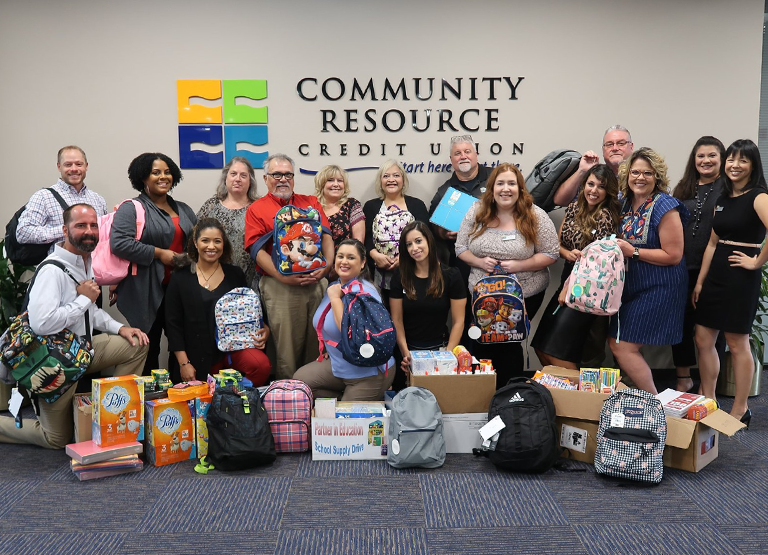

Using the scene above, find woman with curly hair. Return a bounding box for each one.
[609,147,689,394]
[165,218,271,384]
[111,152,197,373]
[532,164,620,369]
[455,162,559,385]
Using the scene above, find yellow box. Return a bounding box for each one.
[92,375,144,446]
[145,398,197,466]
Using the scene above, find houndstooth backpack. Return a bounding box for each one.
[215,287,263,352]
[594,388,667,484]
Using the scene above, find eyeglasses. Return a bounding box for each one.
[629,169,655,179]
[603,140,630,149]
[267,172,294,181]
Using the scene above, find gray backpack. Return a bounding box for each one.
[387,387,446,469]
[526,149,582,212]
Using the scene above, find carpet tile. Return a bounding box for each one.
[275,528,429,555]
[0,443,71,481]
[719,525,768,555]
[426,527,589,555]
[0,532,127,555]
[295,455,416,478]
[0,481,162,534]
[0,480,40,521]
[170,453,302,479]
[117,531,279,555]
[281,477,425,529]
[668,467,768,525]
[574,523,743,555]
[136,476,290,533]
[420,473,567,528]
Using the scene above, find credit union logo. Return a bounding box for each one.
[177,79,269,169]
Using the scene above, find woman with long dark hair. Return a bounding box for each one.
[694,139,768,426]
[390,221,466,386]
[532,164,620,369]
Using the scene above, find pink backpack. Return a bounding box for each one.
[92,200,146,286]
[262,379,313,453]
[565,236,625,316]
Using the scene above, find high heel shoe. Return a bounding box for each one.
[740,409,752,429]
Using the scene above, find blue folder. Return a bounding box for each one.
[429,187,478,232]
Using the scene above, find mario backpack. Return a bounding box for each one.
[252,205,327,275]
[469,273,529,344]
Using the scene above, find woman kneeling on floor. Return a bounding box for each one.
[294,239,395,401]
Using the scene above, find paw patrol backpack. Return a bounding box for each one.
[469,273,528,344]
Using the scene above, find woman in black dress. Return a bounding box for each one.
[694,139,768,426]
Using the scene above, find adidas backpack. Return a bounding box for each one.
[205,385,276,471]
[252,204,327,275]
[316,280,396,367]
[387,387,446,469]
[478,378,560,473]
[526,149,582,212]
[372,204,414,258]
[92,199,146,286]
[594,388,666,484]
[215,287,264,352]
[565,236,625,316]
[469,274,529,344]
[262,379,313,453]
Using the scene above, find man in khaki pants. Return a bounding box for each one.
[0,204,148,449]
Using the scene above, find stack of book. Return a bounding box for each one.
[66,440,143,481]
[656,388,705,419]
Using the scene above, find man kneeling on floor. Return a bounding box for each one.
[0,204,149,449]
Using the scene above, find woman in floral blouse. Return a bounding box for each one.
[314,165,365,248]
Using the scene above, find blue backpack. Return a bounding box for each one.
[316,280,396,367]
[469,273,529,344]
[252,204,327,275]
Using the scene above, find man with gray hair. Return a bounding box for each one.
[552,125,634,206]
[244,154,334,380]
[428,135,491,282]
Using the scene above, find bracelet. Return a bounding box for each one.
[180,361,191,367]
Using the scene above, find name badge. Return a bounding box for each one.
[502,232,517,241]
[715,206,724,212]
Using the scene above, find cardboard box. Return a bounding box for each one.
[442,413,487,453]
[73,393,92,443]
[311,406,388,460]
[542,366,746,472]
[409,373,496,414]
[92,375,144,446]
[145,398,197,466]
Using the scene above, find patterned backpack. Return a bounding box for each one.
[372,204,414,258]
[469,273,529,344]
[92,199,146,285]
[215,287,263,352]
[262,379,313,453]
[565,235,625,316]
[316,280,396,367]
[252,205,327,275]
[594,388,667,484]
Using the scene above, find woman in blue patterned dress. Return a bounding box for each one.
[609,147,689,393]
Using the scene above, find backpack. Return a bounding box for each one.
[252,204,327,275]
[204,385,276,471]
[526,149,582,212]
[0,260,92,403]
[214,287,264,352]
[92,199,146,286]
[372,204,414,258]
[594,388,666,484]
[565,236,625,316]
[262,379,313,453]
[469,273,529,344]
[316,280,396,367]
[478,377,560,473]
[4,188,69,267]
[387,386,446,469]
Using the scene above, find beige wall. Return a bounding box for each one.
[0,0,763,223]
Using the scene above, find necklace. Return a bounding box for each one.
[692,182,715,237]
[198,263,220,289]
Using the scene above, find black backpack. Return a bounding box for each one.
[478,377,560,473]
[526,149,582,212]
[205,385,276,471]
[5,188,69,266]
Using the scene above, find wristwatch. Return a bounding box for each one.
[632,247,640,260]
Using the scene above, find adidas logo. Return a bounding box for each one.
[508,392,524,403]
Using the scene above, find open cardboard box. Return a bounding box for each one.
[73,393,92,443]
[409,373,496,414]
[542,365,746,472]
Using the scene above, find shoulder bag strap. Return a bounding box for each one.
[46,187,69,210]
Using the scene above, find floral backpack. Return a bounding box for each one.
[565,235,625,316]
[372,204,414,258]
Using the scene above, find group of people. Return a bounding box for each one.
[1,125,765,449]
